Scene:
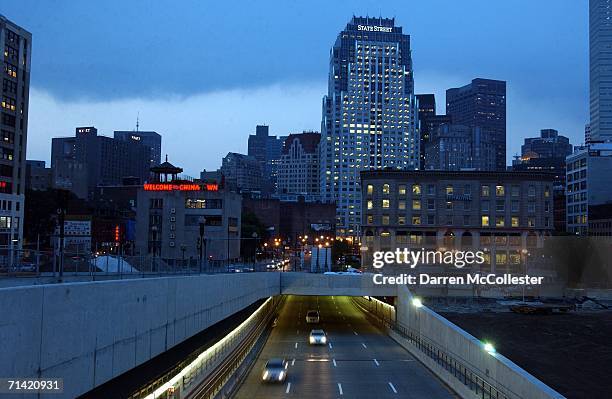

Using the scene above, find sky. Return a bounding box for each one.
[3,0,589,176]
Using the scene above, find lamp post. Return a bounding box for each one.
[198,217,206,274]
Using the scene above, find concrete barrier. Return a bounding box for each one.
[394,286,565,399]
[280,272,397,296]
[0,273,278,399]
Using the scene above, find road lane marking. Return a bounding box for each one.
[353,331,358,335]
[338,383,343,395]
[361,343,367,349]
[333,358,337,367]
[286,382,291,394]
[373,359,379,366]
[291,358,295,366]
[295,342,298,349]
[388,382,397,394]
[329,342,333,349]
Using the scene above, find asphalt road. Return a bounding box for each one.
[233,295,456,399]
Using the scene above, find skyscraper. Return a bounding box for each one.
[446,78,506,171]
[590,0,612,142]
[320,17,419,238]
[247,125,286,194]
[416,94,436,169]
[0,16,31,248]
[277,132,321,201]
[114,130,162,166]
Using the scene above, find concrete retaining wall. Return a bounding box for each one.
[395,285,565,399]
[0,273,278,399]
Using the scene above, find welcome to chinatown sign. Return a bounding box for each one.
[143,183,219,192]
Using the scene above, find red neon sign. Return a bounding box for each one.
[114,225,120,242]
[143,183,219,192]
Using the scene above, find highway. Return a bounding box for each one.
[234,295,456,399]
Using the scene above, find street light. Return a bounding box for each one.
[198,217,206,273]
[412,297,423,308]
[483,342,496,354]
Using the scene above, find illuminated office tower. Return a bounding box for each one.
[590,0,612,141]
[320,17,419,238]
[0,16,31,248]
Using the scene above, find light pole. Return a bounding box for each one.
[198,217,206,274]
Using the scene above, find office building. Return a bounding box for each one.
[446,78,506,171]
[51,127,152,199]
[520,129,572,159]
[135,160,241,263]
[320,16,419,238]
[247,125,287,193]
[277,132,320,201]
[590,0,612,141]
[585,123,592,145]
[0,16,31,248]
[360,170,554,273]
[220,152,265,193]
[416,94,435,169]
[114,130,162,166]
[566,142,612,235]
[512,129,573,232]
[25,160,51,191]
[424,124,496,171]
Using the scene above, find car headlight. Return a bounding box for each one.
[309,337,315,343]
[322,337,327,343]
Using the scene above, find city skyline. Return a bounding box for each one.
[2,1,589,176]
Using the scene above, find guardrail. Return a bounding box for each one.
[352,296,513,399]
[127,296,281,399]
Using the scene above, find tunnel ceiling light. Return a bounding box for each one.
[412,297,423,308]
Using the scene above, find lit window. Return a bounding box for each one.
[412,200,421,210]
[367,184,374,195]
[496,217,505,227]
[482,185,490,197]
[367,200,373,210]
[496,185,505,196]
[482,215,490,227]
[412,216,421,225]
[412,184,421,196]
[382,184,390,194]
[511,217,519,227]
[398,200,406,210]
[382,199,390,209]
[398,185,406,195]
[446,185,453,195]
[382,215,390,225]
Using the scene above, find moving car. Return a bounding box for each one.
[309,329,327,345]
[306,310,320,323]
[262,358,288,382]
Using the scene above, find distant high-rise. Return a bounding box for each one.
[446,78,506,171]
[425,124,496,171]
[247,125,286,193]
[416,94,436,169]
[590,0,612,141]
[114,130,162,166]
[220,152,264,193]
[277,132,321,201]
[51,127,151,199]
[0,16,31,248]
[320,16,419,237]
[585,123,592,145]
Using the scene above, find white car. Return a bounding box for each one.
[262,358,288,383]
[306,310,320,323]
[309,329,327,345]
